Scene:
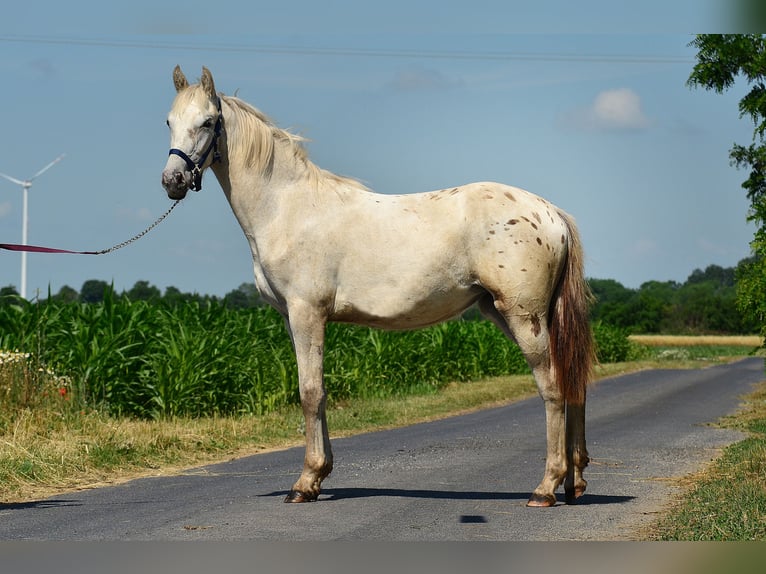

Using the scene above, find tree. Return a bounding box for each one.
[163,285,186,306]
[224,282,263,308]
[636,280,679,333]
[686,264,735,288]
[588,278,639,328]
[125,280,161,302]
[80,279,111,303]
[688,34,766,344]
[0,285,18,297]
[0,285,20,305]
[53,285,79,304]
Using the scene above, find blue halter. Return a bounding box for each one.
[168,97,223,192]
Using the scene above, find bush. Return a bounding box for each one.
[592,321,637,363]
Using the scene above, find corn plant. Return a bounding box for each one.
[0,291,629,419]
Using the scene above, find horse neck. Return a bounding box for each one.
[212,107,342,222]
[212,130,308,236]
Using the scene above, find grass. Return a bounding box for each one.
[0,369,539,503]
[648,381,766,541]
[2,329,764,543]
[1,339,758,506]
[628,335,766,540]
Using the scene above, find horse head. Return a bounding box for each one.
[161,66,223,199]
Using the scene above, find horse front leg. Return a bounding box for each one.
[284,305,333,503]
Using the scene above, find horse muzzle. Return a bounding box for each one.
[161,167,192,200]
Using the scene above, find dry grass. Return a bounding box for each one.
[0,407,307,502]
[0,372,539,503]
[0,349,753,504]
[629,334,763,347]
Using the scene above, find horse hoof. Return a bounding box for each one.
[284,490,317,503]
[526,493,556,507]
[565,487,585,504]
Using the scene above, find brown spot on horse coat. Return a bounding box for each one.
[536,237,543,246]
[520,215,538,230]
[507,219,518,225]
[530,314,542,337]
[504,191,516,201]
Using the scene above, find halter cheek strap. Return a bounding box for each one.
[168,97,223,192]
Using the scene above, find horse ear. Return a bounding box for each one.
[173,65,189,92]
[200,67,216,99]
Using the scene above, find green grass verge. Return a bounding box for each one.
[649,381,766,541]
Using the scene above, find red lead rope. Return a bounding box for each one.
[0,243,101,255]
[0,200,181,256]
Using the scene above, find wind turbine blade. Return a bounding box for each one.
[30,153,66,181]
[0,172,26,186]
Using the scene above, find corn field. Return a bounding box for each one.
[0,292,626,419]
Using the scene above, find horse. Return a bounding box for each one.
[161,66,595,507]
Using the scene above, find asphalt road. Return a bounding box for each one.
[0,357,762,541]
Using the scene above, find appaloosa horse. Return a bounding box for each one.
[161,66,594,507]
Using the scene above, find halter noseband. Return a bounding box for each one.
[168,97,223,192]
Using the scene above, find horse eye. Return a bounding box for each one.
[202,118,214,129]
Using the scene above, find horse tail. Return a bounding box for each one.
[548,210,595,406]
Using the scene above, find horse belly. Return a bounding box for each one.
[330,279,483,330]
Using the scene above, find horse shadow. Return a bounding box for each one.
[262,488,634,505]
[0,499,82,511]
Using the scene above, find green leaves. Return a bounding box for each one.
[688,35,766,95]
[1,294,632,419]
[687,34,766,349]
[592,322,637,363]
[0,296,532,418]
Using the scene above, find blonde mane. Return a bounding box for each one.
[218,92,366,190]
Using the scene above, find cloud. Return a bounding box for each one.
[560,88,651,131]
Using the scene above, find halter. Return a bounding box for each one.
[167,97,223,192]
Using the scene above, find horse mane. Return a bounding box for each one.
[219,93,367,191]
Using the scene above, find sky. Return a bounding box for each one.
[0,1,758,299]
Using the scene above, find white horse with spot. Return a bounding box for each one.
[162,66,595,507]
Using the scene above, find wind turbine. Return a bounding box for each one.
[0,154,66,299]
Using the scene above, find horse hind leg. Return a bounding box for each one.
[478,294,568,507]
[564,401,588,503]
